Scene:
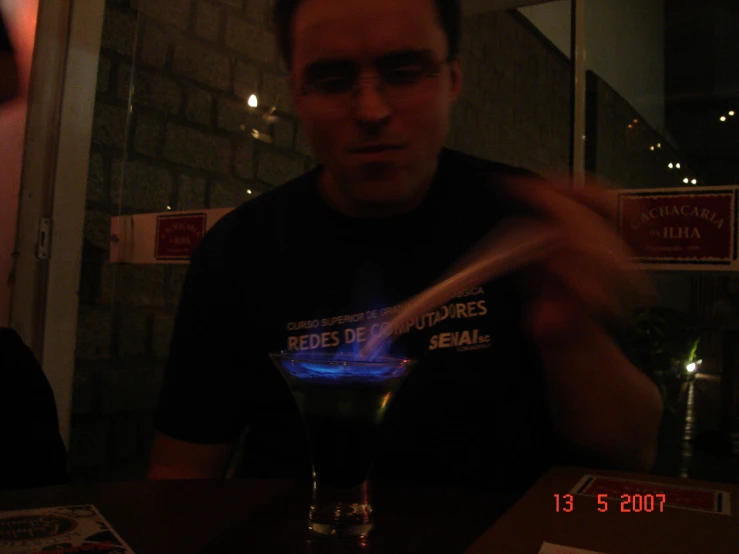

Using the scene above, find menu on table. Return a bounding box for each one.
[0,505,133,554]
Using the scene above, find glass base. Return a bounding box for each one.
[308,480,373,538]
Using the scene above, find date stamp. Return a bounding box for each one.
[553,474,732,515]
[554,493,666,513]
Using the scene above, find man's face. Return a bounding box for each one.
[290,0,462,213]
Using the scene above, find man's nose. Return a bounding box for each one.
[352,78,392,127]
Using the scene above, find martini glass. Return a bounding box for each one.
[269,351,415,539]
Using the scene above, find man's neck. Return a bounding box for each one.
[317,165,437,219]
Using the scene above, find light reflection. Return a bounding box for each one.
[379,392,391,411]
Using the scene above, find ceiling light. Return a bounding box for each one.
[730,111,736,116]
[721,116,727,122]
[692,179,698,185]
[676,163,681,169]
[248,95,258,108]
[668,163,674,169]
[683,178,690,184]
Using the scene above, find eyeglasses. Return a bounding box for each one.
[298,49,451,114]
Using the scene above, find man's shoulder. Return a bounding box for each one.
[196,169,317,256]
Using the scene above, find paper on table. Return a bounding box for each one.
[539,542,607,554]
[0,504,134,553]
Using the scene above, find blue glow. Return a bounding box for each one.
[274,354,411,384]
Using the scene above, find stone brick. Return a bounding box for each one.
[210,179,251,208]
[117,311,149,358]
[71,361,99,415]
[92,103,128,149]
[295,127,314,157]
[163,122,232,173]
[273,118,294,149]
[257,148,305,185]
[234,140,254,179]
[118,66,182,115]
[152,314,175,359]
[140,23,171,68]
[97,56,111,94]
[84,210,111,251]
[101,9,136,56]
[133,113,165,157]
[233,61,260,99]
[133,0,192,31]
[216,97,255,133]
[225,15,274,64]
[177,174,207,209]
[87,152,107,203]
[195,1,221,41]
[186,86,213,125]
[245,0,267,23]
[114,265,167,306]
[69,419,109,471]
[167,266,188,304]
[173,39,231,91]
[262,72,293,114]
[76,308,112,360]
[111,160,173,212]
[100,359,165,413]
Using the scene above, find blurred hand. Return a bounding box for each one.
[502,175,654,343]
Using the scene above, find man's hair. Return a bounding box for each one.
[273,0,462,69]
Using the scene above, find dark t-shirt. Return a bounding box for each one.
[156,148,573,495]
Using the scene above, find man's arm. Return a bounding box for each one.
[147,433,233,480]
[539,318,663,472]
[500,175,662,472]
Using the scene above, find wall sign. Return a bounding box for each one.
[110,208,232,264]
[155,213,207,260]
[618,186,738,270]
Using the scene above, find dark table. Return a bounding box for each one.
[6,467,736,553]
[0,478,517,553]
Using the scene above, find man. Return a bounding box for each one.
[149,0,662,495]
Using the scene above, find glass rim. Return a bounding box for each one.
[269,350,414,367]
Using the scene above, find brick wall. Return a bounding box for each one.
[72,4,577,481]
[449,11,572,174]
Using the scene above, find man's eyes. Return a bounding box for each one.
[308,65,426,93]
[382,65,426,85]
[311,74,355,93]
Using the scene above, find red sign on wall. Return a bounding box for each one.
[155,213,206,260]
[619,191,736,263]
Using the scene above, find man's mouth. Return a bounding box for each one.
[349,144,404,154]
